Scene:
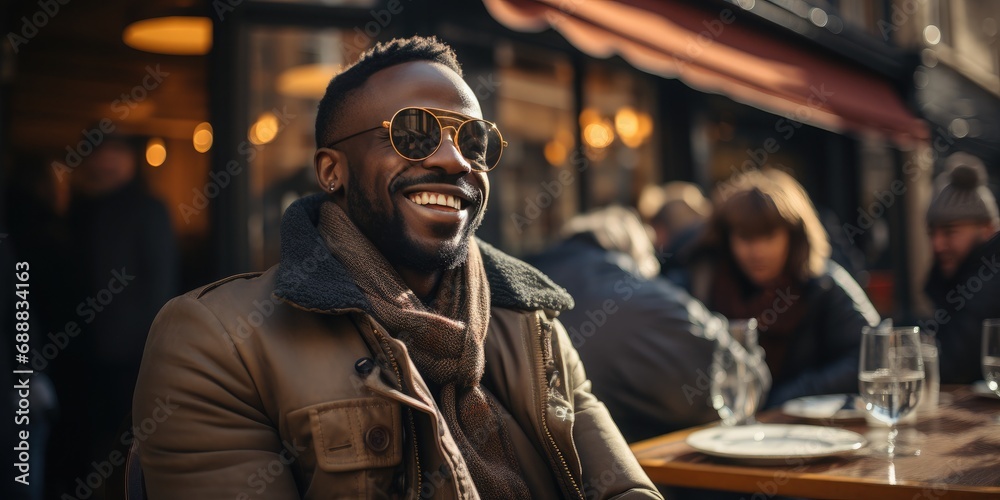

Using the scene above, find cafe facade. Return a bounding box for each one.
[5,0,998,319]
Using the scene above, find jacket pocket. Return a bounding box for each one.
[290,397,403,473]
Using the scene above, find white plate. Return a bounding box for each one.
[782,394,867,422]
[972,380,1000,399]
[686,424,867,465]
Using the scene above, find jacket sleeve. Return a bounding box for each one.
[767,264,879,406]
[132,294,300,499]
[935,271,1000,383]
[552,318,664,500]
[588,280,730,440]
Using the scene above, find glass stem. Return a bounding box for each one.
[886,425,898,456]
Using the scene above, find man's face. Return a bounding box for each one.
[929,221,995,278]
[334,61,489,273]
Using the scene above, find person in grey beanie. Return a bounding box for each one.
[923,152,1000,383]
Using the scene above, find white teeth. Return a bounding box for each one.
[408,191,463,210]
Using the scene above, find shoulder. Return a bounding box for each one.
[811,261,880,326]
[478,238,575,312]
[194,270,269,300]
[148,269,277,344]
[149,269,271,333]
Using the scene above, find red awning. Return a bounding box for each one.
[484,0,928,145]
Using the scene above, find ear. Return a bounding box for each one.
[980,222,998,239]
[314,147,347,195]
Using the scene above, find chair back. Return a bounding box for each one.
[125,439,146,500]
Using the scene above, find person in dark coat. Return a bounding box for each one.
[683,168,880,407]
[44,135,179,497]
[529,206,769,443]
[922,153,1000,383]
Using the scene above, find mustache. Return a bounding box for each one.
[390,172,483,206]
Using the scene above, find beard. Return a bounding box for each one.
[345,174,486,274]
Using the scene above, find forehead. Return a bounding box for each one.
[931,221,983,233]
[355,61,481,121]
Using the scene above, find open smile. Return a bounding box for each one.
[407,191,464,211]
[400,184,475,215]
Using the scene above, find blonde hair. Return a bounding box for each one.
[706,168,830,281]
[560,205,661,279]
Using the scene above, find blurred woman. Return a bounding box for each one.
[686,168,880,406]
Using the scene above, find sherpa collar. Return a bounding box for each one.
[272,193,574,314]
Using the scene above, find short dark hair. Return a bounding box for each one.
[315,36,463,148]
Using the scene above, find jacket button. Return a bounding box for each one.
[355,357,376,376]
[366,425,391,453]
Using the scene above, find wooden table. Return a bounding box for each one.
[631,386,1000,499]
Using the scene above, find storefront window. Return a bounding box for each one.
[253,0,376,5]
[245,27,368,269]
[581,64,659,208]
[495,43,578,255]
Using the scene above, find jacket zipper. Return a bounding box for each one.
[533,315,584,499]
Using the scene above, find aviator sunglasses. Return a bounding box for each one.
[326,107,508,171]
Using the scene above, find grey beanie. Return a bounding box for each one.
[926,152,999,226]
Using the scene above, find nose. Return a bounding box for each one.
[930,231,947,254]
[746,239,767,259]
[422,127,472,176]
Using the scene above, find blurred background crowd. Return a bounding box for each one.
[1,0,999,498]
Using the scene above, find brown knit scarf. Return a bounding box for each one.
[316,201,529,499]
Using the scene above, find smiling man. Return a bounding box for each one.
[132,36,660,499]
[923,152,1000,384]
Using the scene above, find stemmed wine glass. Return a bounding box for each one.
[711,319,770,425]
[984,319,1000,396]
[984,319,1000,424]
[859,325,925,455]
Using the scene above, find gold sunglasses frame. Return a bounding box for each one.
[326,106,508,172]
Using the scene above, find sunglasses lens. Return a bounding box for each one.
[390,108,441,160]
[458,120,504,170]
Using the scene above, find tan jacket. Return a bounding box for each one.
[132,194,661,499]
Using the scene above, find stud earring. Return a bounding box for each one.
[329,181,336,191]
